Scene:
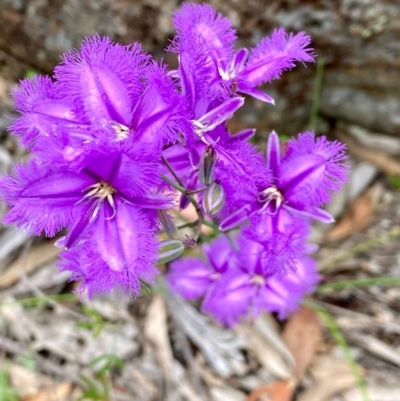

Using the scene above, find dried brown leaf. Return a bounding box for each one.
[144,295,174,378]
[282,306,322,381]
[337,130,400,175]
[325,183,382,241]
[297,355,357,401]
[21,383,73,401]
[246,380,295,401]
[8,364,52,397]
[237,315,293,380]
[297,373,356,401]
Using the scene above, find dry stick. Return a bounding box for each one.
[5,235,84,321]
[171,322,208,399]
[336,130,400,175]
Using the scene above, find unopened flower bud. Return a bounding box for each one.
[204,182,225,215]
[157,210,179,239]
[157,240,185,265]
[199,146,217,185]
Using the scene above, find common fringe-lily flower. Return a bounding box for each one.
[0,36,187,297]
[0,141,173,296]
[167,234,319,327]
[220,130,349,231]
[170,3,314,103]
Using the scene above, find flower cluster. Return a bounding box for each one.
[0,3,348,323]
[168,235,319,327]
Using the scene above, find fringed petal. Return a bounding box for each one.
[266,131,281,176]
[201,271,252,327]
[167,257,213,300]
[55,35,150,125]
[10,76,82,148]
[240,28,314,87]
[283,131,349,205]
[0,161,92,236]
[131,63,190,148]
[171,3,236,66]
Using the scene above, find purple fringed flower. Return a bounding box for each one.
[236,29,314,102]
[242,209,310,276]
[205,237,319,326]
[12,36,189,159]
[220,130,349,230]
[0,143,172,296]
[167,236,236,300]
[1,39,184,296]
[9,76,82,149]
[55,36,149,127]
[168,234,319,327]
[170,3,314,103]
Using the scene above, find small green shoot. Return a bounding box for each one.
[16,352,36,372]
[387,174,400,191]
[0,293,78,308]
[76,306,105,338]
[78,354,124,400]
[78,375,109,401]
[89,354,124,378]
[24,69,38,79]
[0,364,19,401]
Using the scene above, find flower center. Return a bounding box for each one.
[85,181,116,199]
[251,274,265,286]
[113,123,129,140]
[78,181,117,221]
[258,186,284,215]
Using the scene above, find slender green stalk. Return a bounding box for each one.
[308,56,325,131]
[0,293,78,307]
[318,276,400,292]
[161,174,205,242]
[186,187,207,195]
[177,219,218,230]
[320,226,400,271]
[306,300,370,401]
[161,154,185,187]
[224,232,238,252]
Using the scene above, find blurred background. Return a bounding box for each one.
[1,1,400,400]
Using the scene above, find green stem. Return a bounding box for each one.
[161,174,205,242]
[308,56,325,131]
[320,226,400,271]
[161,154,185,187]
[186,187,207,195]
[318,276,400,292]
